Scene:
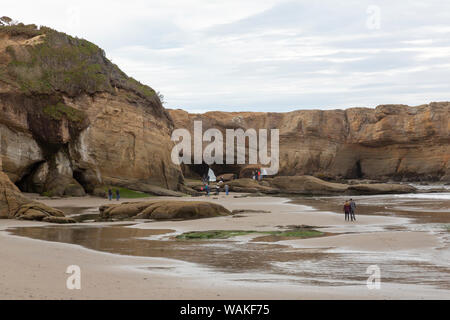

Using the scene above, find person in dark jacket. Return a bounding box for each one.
[115,189,120,201]
[349,199,356,221]
[108,188,113,201]
[344,200,351,221]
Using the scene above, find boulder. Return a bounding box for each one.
[138,201,230,220]
[92,186,107,198]
[100,200,231,220]
[228,178,280,194]
[63,181,86,197]
[1,170,75,222]
[42,216,77,223]
[0,171,30,218]
[100,201,154,219]
[15,202,66,220]
[178,184,203,196]
[17,209,48,221]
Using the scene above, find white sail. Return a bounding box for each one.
[208,168,216,182]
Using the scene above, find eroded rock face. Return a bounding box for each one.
[100,200,231,220]
[1,23,448,198]
[0,170,73,222]
[0,26,183,196]
[0,170,29,218]
[169,103,450,182]
[0,124,43,182]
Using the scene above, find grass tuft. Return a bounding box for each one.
[43,102,86,122]
[104,186,153,199]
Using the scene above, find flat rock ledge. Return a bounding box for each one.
[191,176,417,196]
[100,200,231,220]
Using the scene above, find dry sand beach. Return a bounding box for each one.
[1,191,449,300]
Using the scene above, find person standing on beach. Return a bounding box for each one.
[225,184,229,195]
[115,189,120,201]
[344,200,351,221]
[108,188,113,201]
[350,199,356,221]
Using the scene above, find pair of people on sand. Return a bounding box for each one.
[343,199,356,221]
[108,188,120,201]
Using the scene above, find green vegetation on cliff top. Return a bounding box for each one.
[104,186,153,199]
[0,23,157,101]
[43,102,86,122]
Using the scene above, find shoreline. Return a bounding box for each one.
[1,193,449,299]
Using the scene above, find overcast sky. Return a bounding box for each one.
[3,0,450,112]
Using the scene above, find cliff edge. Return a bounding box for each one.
[0,23,183,196]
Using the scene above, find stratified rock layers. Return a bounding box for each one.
[169,103,449,182]
[1,23,449,200]
[0,26,182,196]
[0,170,74,222]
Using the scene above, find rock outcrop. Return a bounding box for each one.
[227,178,279,194]
[1,22,448,200]
[270,176,348,195]
[169,104,449,182]
[347,183,417,195]
[185,175,416,195]
[0,23,183,197]
[270,176,416,195]
[0,170,29,218]
[100,200,231,220]
[0,170,74,222]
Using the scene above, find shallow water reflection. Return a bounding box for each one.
[8,224,450,290]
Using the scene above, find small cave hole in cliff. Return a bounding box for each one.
[73,169,91,193]
[355,160,363,179]
[182,162,210,179]
[183,162,242,180]
[15,161,46,193]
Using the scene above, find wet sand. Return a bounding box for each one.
[0,192,449,299]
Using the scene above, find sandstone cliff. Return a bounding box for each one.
[0,170,74,222]
[169,103,450,182]
[0,23,183,196]
[1,22,448,202]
